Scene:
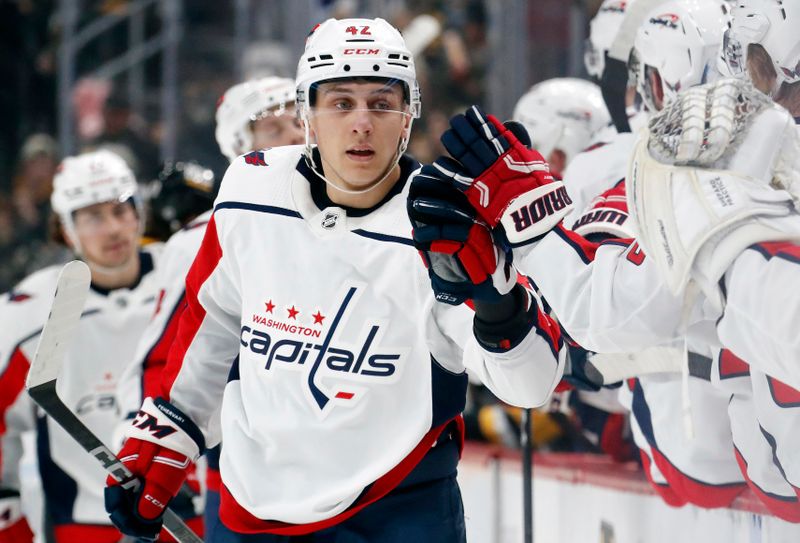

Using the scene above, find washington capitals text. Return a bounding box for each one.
[240,287,400,410]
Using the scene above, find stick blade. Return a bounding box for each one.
[26,260,91,389]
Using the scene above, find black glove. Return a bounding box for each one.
[408,164,515,305]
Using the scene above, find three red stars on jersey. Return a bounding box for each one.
[264,298,325,325]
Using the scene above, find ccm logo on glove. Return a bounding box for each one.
[132,411,178,439]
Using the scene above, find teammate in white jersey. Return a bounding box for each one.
[116,75,302,538]
[625,0,800,519]
[105,18,565,542]
[0,150,203,542]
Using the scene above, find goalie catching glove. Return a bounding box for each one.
[105,397,204,541]
[409,164,515,305]
[435,105,573,246]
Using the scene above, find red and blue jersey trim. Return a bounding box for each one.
[218,419,458,535]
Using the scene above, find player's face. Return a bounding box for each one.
[308,80,410,190]
[251,106,304,149]
[72,200,139,269]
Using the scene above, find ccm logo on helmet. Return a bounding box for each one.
[343,48,380,55]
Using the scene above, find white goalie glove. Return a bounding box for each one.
[627,78,800,310]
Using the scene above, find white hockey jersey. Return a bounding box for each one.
[561,120,642,229]
[117,211,211,420]
[719,242,800,390]
[0,248,160,529]
[163,145,565,533]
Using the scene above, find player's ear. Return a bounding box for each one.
[302,117,318,143]
[400,111,413,139]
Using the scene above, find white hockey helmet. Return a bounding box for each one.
[585,0,638,80]
[51,149,142,250]
[215,76,296,162]
[630,0,730,111]
[512,78,611,166]
[295,18,421,120]
[720,0,800,93]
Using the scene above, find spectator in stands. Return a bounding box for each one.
[0,134,69,291]
[88,91,160,181]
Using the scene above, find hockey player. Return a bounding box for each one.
[711,0,800,379]
[116,75,302,538]
[511,78,610,179]
[626,0,800,519]
[215,76,303,162]
[0,150,200,542]
[608,0,747,509]
[559,0,652,228]
[105,18,565,542]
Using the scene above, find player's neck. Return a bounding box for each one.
[324,163,402,209]
[88,254,141,291]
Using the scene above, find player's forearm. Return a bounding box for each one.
[718,245,800,389]
[468,285,565,407]
[515,228,684,352]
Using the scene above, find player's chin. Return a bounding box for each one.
[343,157,389,178]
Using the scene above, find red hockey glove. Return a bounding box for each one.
[105,397,204,541]
[437,106,573,246]
[0,489,33,543]
[571,181,635,240]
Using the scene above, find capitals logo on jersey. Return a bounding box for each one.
[240,284,408,418]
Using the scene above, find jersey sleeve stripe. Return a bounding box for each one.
[0,347,31,436]
[214,201,303,219]
[162,216,224,399]
[351,229,414,247]
[141,291,188,401]
[533,308,563,360]
[750,241,800,264]
[552,224,601,264]
[733,446,800,522]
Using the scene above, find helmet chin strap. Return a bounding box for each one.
[302,113,413,196]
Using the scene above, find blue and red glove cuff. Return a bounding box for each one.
[126,397,206,461]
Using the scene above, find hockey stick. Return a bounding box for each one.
[25,260,203,543]
[521,408,533,543]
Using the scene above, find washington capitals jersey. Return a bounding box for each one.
[0,248,160,528]
[161,145,565,532]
